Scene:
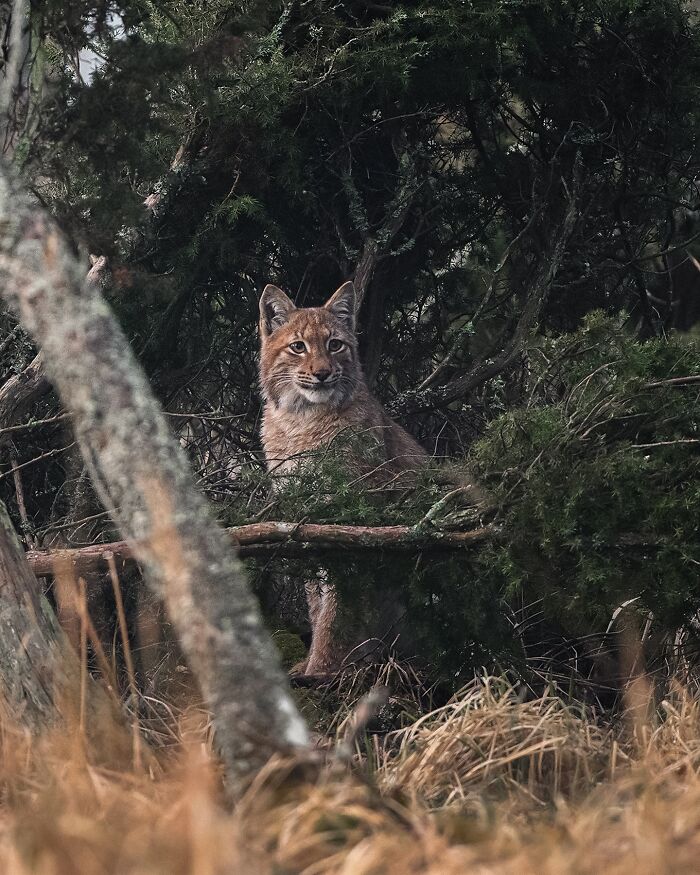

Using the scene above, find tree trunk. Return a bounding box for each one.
[0,497,72,727]
[0,161,309,787]
[0,351,48,434]
[0,498,125,758]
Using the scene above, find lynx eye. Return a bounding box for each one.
[288,340,307,354]
[328,338,344,353]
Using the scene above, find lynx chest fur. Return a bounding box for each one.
[258,281,425,476]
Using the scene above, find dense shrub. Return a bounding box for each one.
[473,315,700,644]
[243,317,700,686]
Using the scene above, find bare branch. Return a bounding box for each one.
[335,684,389,762]
[25,521,497,575]
[644,375,700,389]
[389,155,583,417]
[417,200,543,393]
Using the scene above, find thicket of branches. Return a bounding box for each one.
[0,0,699,694]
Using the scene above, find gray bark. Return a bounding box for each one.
[0,497,122,749]
[0,496,72,726]
[0,161,309,786]
[0,351,48,434]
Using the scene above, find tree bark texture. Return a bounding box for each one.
[0,162,309,785]
[25,521,496,575]
[0,498,124,751]
[0,351,48,434]
[0,497,74,727]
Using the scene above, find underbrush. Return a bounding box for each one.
[225,316,700,695]
[3,673,700,873]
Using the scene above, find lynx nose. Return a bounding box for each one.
[314,369,332,383]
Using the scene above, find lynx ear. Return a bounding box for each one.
[324,281,356,331]
[260,285,296,336]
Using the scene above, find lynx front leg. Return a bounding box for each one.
[304,570,339,674]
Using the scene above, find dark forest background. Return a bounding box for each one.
[1,0,699,700]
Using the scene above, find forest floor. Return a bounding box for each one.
[0,670,699,873]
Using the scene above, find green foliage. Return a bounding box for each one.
[473,315,700,633]
[237,314,699,679]
[4,0,700,690]
[263,544,510,687]
[239,430,447,526]
[22,0,700,418]
[224,431,510,683]
[270,630,307,671]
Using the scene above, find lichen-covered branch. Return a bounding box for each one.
[0,161,309,786]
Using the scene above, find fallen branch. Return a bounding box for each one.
[26,521,496,575]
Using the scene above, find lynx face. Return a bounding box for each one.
[259,282,362,411]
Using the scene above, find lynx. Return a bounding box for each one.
[258,281,427,673]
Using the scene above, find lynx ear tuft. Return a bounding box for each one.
[260,285,296,336]
[324,281,356,331]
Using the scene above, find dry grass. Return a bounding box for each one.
[2,676,700,873]
[379,676,613,809]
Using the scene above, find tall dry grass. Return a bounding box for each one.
[1,673,700,873]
